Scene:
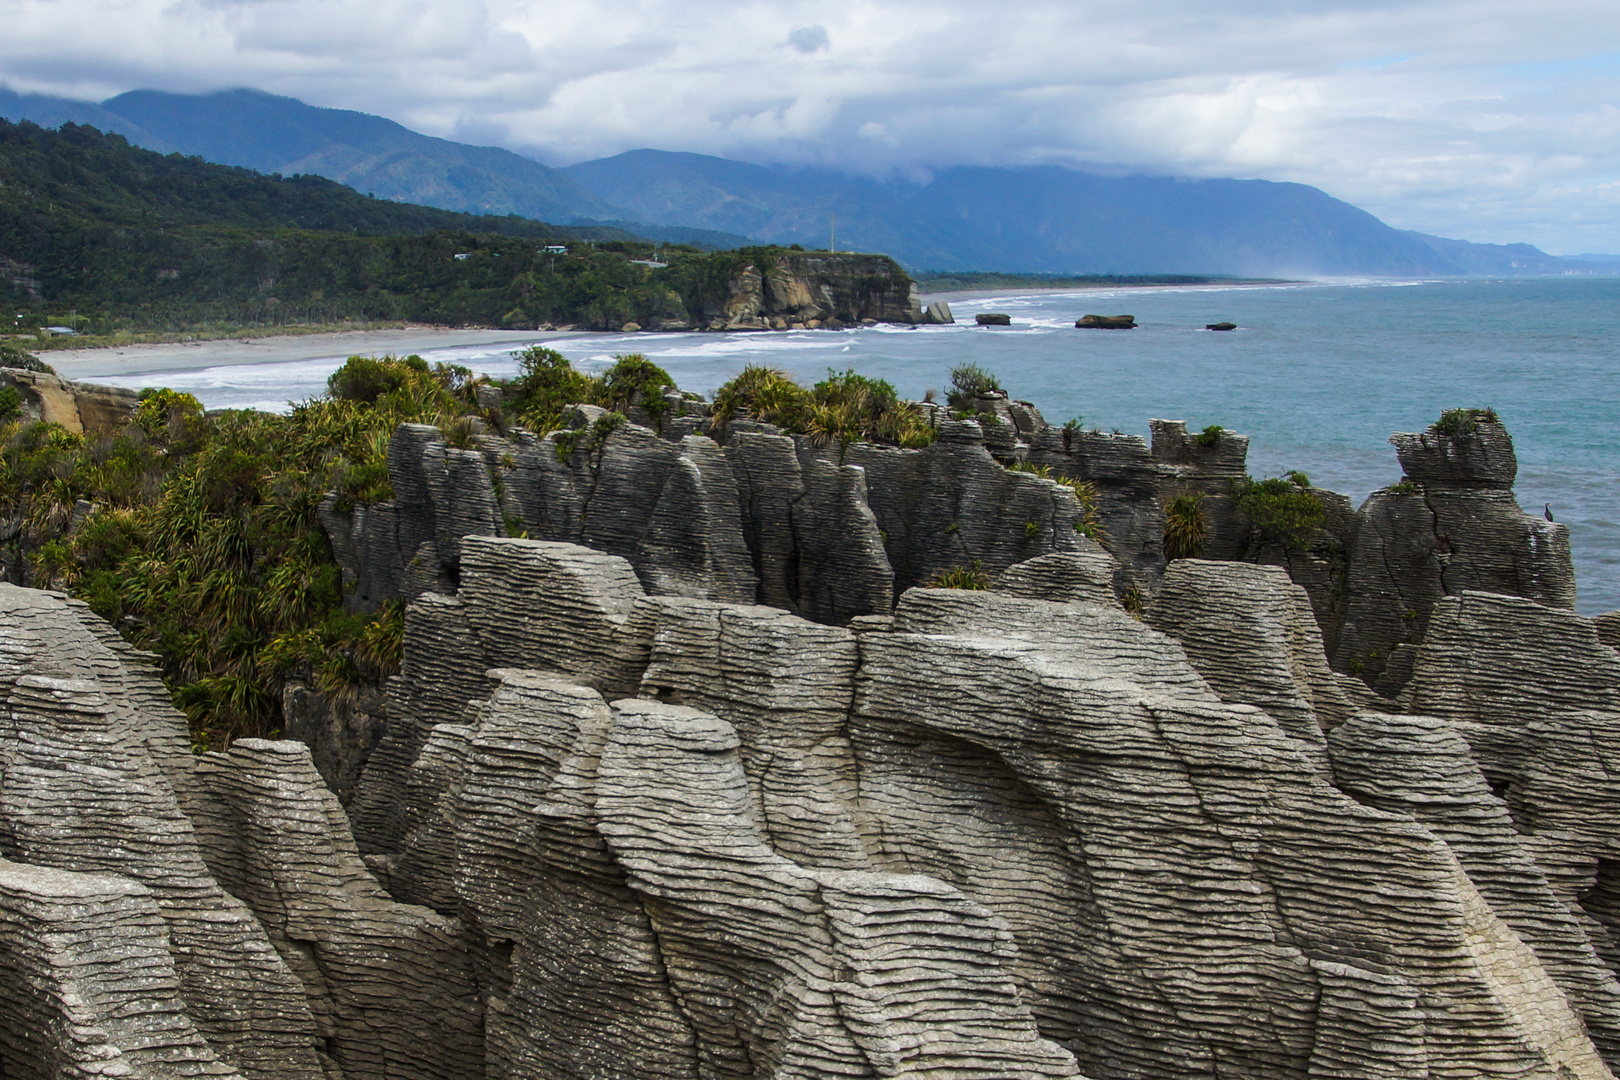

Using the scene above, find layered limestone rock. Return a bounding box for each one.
[0,584,487,1080]
[1146,560,1359,776]
[9,453,1618,1080]
[322,419,758,614]
[1328,711,1620,1063]
[0,586,327,1080]
[338,543,1620,1079]
[0,859,244,1080]
[858,588,1611,1080]
[1333,412,1574,685]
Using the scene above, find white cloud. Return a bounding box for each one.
[4,0,1620,251]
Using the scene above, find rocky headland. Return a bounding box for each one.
[1,365,1615,1079]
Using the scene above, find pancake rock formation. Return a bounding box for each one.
[7,518,1620,1078]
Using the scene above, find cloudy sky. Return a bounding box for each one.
[5,0,1620,253]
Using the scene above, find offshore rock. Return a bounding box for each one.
[1075,314,1136,328]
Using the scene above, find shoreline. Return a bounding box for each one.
[38,327,585,382]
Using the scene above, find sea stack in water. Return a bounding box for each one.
[1076,314,1137,329]
[976,312,1012,326]
[1206,321,1237,331]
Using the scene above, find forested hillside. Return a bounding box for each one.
[0,120,760,335]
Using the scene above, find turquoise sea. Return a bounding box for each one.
[105,277,1620,614]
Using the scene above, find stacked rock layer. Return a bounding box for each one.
[9,522,1620,1078]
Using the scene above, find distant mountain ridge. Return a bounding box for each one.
[1,85,1605,278]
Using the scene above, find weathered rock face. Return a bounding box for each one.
[0,366,140,434]
[690,251,925,330]
[0,584,483,1080]
[348,542,1620,1079]
[10,537,1620,1078]
[1333,414,1574,685]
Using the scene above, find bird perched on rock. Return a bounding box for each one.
[1545,504,1555,521]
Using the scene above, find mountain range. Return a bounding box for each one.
[0,85,1607,278]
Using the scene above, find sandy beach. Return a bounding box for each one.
[39,328,584,381]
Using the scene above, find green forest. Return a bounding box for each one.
[0,119,805,337]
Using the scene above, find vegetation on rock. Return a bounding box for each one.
[1231,474,1326,550]
[0,354,484,745]
[927,560,990,590]
[709,365,935,449]
[1163,491,1209,559]
[945,363,1001,409]
[1434,407,1498,438]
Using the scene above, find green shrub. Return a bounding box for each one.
[327,354,419,404]
[0,349,483,746]
[505,347,602,434]
[1193,424,1224,448]
[945,363,1001,409]
[928,560,989,590]
[1163,491,1209,559]
[0,385,22,423]
[599,354,676,420]
[1231,475,1325,550]
[1434,408,1479,438]
[710,365,933,449]
[135,387,207,450]
[710,365,811,431]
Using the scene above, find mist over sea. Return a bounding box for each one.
[104,276,1620,614]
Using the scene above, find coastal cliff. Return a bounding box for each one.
[7,538,1620,1077]
[3,356,1617,1079]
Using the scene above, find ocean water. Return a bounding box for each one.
[99,277,1620,614]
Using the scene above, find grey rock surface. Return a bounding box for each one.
[0,859,244,1079]
[10,504,1620,1079]
[1147,560,1357,776]
[1333,415,1575,684]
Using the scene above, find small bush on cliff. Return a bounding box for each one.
[598,354,676,421]
[1193,424,1225,448]
[1435,408,1478,438]
[1231,474,1325,550]
[710,365,933,449]
[1163,491,1209,559]
[945,364,1001,409]
[1434,407,1496,439]
[506,347,603,433]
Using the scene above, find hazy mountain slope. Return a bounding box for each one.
[564,149,964,266]
[2,86,1593,276]
[74,88,613,224]
[902,168,1460,275]
[0,87,169,149]
[566,150,1576,276]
